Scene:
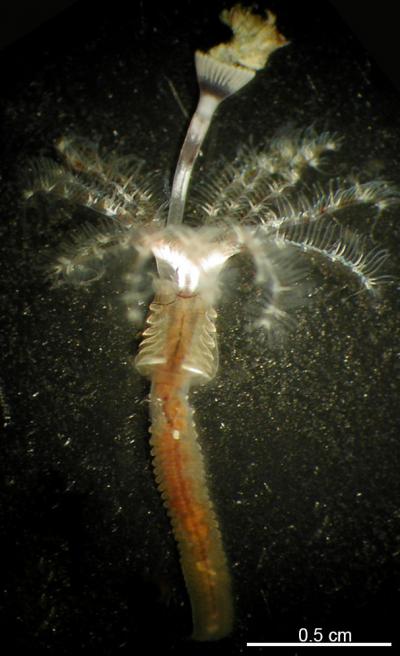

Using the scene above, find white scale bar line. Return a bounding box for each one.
[247,643,392,648]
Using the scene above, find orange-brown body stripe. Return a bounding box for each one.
[143,294,233,640]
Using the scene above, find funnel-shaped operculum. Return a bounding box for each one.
[167,5,288,226]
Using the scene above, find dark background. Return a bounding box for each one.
[2,0,400,90]
[1,1,399,654]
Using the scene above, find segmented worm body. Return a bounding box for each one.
[136,289,233,640]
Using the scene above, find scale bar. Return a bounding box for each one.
[247,643,392,648]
